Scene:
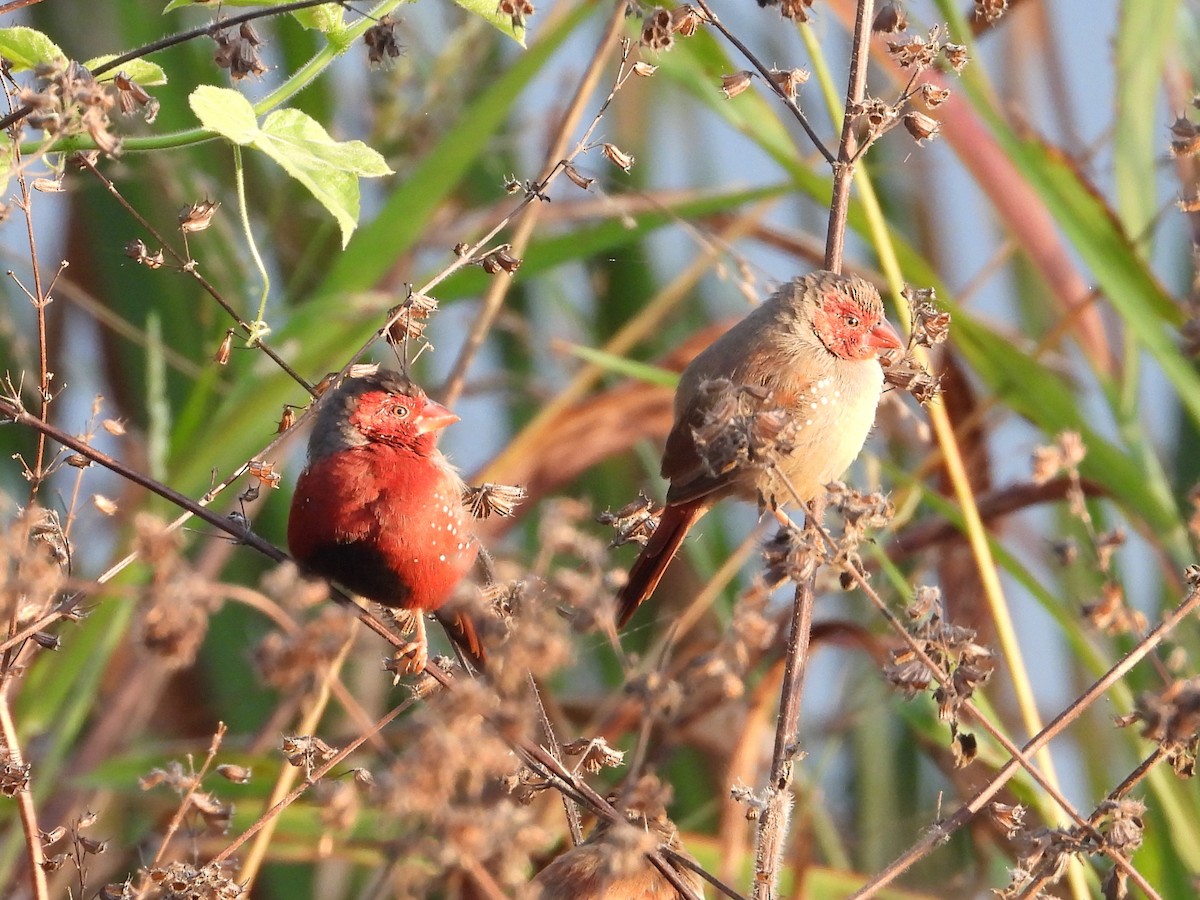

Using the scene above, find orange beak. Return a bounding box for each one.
[415,397,460,434]
[866,319,904,352]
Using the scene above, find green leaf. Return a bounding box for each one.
[189,87,391,246]
[452,0,527,46]
[0,26,66,71]
[83,56,168,85]
[255,109,392,247]
[188,85,260,144]
[1114,0,1182,244]
[559,343,678,387]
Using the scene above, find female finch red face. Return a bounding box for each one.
[287,369,483,673]
[809,281,903,361]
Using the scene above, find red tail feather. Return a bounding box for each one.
[616,501,705,628]
[435,609,487,670]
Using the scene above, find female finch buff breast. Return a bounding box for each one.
[616,270,903,627]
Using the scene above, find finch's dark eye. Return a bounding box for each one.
[392,404,410,418]
[845,315,860,328]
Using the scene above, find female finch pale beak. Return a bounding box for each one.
[867,319,904,352]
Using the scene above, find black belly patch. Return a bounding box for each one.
[304,541,410,607]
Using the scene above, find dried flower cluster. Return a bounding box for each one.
[2,506,69,634]
[999,798,1145,900]
[18,61,122,154]
[599,491,662,548]
[139,760,234,834]
[689,378,798,494]
[1117,677,1200,777]
[884,586,993,760]
[132,515,219,669]
[639,6,707,53]
[363,15,402,65]
[140,860,242,900]
[212,23,266,81]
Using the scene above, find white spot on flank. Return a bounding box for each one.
[439,554,446,561]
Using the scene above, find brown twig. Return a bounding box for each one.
[439,0,629,407]
[752,513,818,900]
[0,686,48,900]
[824,0,875,273]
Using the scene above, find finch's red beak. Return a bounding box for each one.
[866,319,904,352]
[415,398,460,434]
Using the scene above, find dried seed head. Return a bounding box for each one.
[942,42,969,73]
[93,494,118,516]
[601,142,634,172]
[776,0,816,21]
[562,162,594,190]
[216,764,252,783]
[599,492,662,548]
[213,329,234,366]
[903,111,941,143]
[213,28,267,81]
[364,15,403,65]
[561,737,625,773]
[1170,115,1200,157]
[888,34,937,69]
[179,199,219,233]
[671,6,702,36]
[720,71,754,99]
[768,67,809,101]
[640,8,674,50]
[631,61,658,77]
[496,0,535,30]
[276,405,295,433]
[463,482,527,518]
[1031,431,1086,484]
[920,84,951,108]
[973,0,1009,24]
[872,2,907,32]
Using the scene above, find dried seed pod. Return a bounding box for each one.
[213,329,234,365]
[903,111,941,143]
[872,1,907,32]
[179,199,219,233]
[600,143,634,172]
[720,70,754,99]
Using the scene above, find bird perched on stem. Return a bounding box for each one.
[616,270,903,627]
[288,367,483,672]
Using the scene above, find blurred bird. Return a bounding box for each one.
[617,270,903,626]
[288,367,483,672]
[530,813,704,899]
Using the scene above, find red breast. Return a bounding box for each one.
[289,445,477,612]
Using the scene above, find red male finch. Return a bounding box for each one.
[616,270,904,627]
[287,367,483,673]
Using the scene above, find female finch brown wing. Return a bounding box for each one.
[287,368,484,672]
[616,271,902,627]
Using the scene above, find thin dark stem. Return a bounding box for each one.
[752,512,818,900]
[78,156,316,395]
[692,0,835,167]
[824,0,875,273]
